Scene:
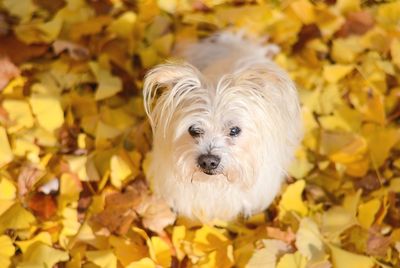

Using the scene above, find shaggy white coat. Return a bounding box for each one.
[143,32,302,222]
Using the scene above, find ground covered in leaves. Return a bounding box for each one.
[0,0,400,267]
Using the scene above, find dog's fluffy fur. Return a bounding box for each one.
[143,32,302,222]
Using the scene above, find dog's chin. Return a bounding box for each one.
[191,169,227,182]
[202,170,220,176]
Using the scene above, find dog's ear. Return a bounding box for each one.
[143,63,203,134]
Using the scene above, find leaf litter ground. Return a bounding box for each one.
[0,0,400,267]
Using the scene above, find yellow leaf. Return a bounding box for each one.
[288,147,314,179]
[246,239,290,268]
[110,155,132,189]
[14,17,63,44]
[295,218,324,260]
[390,39,400,69]
[126,257,156,268]
[329,244,374,268]
[336,0,360,13]
[89,62,122,101]
[149,236,171,267]
[276,252,307,268]
[321,207,357,240]
[86,250,117,268]
[16,232,52,253]
[109,236,147,266]
[107,12,137,40]
[2,0,36,22]
[172,225,186,261]
[58,173,81,208]
[0,178,16,201]
[331,37,364,64]
[377,1,400,28]
[323,64,354,83]
[290,0,316,24]
[362,124,400,168]
[0,127,13,167]
[59,207,81,248]
[19,243,69,267]
[279,180,308,220]
[157,0,177,13]
[69,16,112,40]
[66,156,89,181]
[0,203,35,233]
[389,178,400,193]
[329,135,367,164]
[29,94,64,132]
[358,198,381,229]
[0,235,15,268]
[138,47,159,69]
[2,99,34,133]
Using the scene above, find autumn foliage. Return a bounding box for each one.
[0,0,400,267]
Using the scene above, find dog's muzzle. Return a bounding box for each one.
[198,154,221,175]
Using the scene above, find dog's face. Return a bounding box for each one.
[144,63,294,188]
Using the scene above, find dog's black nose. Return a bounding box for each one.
[198,154,221,171]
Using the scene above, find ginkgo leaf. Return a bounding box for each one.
[89,62,122,101]
[279,180,308,220]
[329,244,374,268]
[246,239,290,268]
[0,235,14,268]
[295,218,325,260]
[0,178,16,201]
[0,127,13,167]
[29,93,64,132]
[0,203,36,233]
[86,250,117,268]
[19,242,69,267]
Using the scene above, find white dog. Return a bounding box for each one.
[143,32,302,222]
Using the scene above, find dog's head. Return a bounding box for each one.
[143,62,301,187]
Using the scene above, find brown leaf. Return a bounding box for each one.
[0,56,20,90]
[136,195,176,235]
[365,230,391,257]
[18,165,45,197]
[335,11,375,38]
[386,192,400,228]
[28,193,58,220]
[0,34,49,64]
[93,179,175,235]
[353,172,382,195]
[293,24,322,53]
[58,124,80,153]
[33,0,66,13]
[92,181,147,235]
[266,226,296,244]
[52,40,90,61]
[0,13,10,36]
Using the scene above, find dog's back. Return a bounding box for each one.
[174,32,280,82]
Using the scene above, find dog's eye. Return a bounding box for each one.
[229,126,241,137]
[188,125,204,138]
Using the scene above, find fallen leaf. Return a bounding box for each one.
[0,127,13,167]
[0,235,15,268]
[246,239,291,268]
[0,57,20,91]
[279,180,308,220]
[28,192,57,220]
[0,203,36,233]
[328,243,374,268]
[19,242,69,267]
[295,218,325,260]
[336,11,375,37]
[53,40,90,60]
[89,62,122,101]
[86,249,117,268]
